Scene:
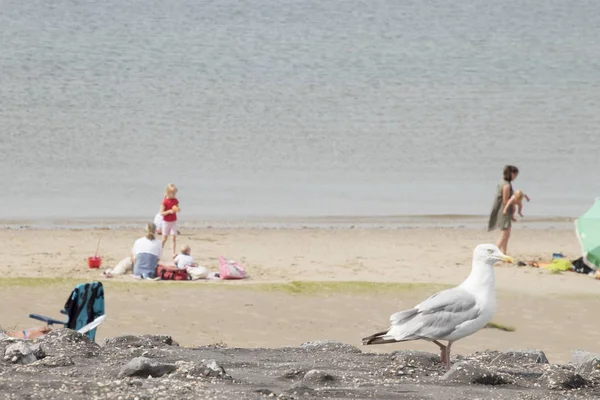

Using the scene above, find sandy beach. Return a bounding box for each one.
[1,226,597,363]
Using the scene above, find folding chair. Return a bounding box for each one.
[29,281,105,342]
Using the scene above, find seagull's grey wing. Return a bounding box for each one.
[413,287,481,338]
[387,287,481,341]
[416,287,479,315]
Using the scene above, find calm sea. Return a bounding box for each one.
[1,0,599,227]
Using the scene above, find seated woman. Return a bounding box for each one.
[1,325,52,340]
[132,223,162,279]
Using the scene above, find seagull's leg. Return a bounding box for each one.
[444,342,453,370]
[432,340,447,365]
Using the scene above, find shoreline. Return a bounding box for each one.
[0,214,577,230]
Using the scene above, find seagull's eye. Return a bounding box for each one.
[487,249,494,254]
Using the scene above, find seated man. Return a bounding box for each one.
[1,325,52,340]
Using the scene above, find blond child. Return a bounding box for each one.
[160,183,180,258]
[503,190,530,221]
[173,244,198,269]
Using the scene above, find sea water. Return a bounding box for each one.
[1,0,599,226]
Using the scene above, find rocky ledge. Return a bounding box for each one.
[1,329,600,399]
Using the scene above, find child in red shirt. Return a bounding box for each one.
[160,183,180,258]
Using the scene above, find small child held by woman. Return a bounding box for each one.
[503,190,530,221]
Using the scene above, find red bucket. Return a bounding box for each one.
[88,256,102,269]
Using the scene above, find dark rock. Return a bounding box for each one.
[103,335,179,350]
[2,333,600,399]
[303,369,336,384]
[4,342,37,364]
[540,367,588,390]
[393,350,440,369]
[441,361,510,385]
[118,356,177,378]
[29,343,45,359]
[491,349,549,365]
[299,340,361,354]
[36,329,100,358]
[285,383,317,396]
[33,355,75,367]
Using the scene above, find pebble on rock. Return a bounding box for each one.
[393,350,440,369]
[491,350,549,365]
[299,340,362,354]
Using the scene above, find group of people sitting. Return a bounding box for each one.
[103,223,205,280]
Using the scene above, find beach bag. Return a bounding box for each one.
[572,257,595,275]
[187,266,208,280]
[218,257,248,280]
[156,265,188,281]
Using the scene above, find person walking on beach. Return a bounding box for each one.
[488,165,519,255]
[160,183,180,258]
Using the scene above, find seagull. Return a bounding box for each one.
[362,244,512,369]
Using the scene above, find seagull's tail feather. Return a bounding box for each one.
[362,330,411,345]
[362,330,395,345]
[363,308,421,345]
[390,308,418,325]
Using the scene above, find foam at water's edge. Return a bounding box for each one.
[0,214,576,230]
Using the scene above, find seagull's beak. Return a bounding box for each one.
[500,254,513,263]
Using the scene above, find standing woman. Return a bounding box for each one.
[488,165,519,254]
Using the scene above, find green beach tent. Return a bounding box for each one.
[575,198,600,268]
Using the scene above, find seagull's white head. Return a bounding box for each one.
[473,244,513,265]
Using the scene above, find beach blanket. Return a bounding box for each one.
[543,258,572,273]
[156,265,188,281]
